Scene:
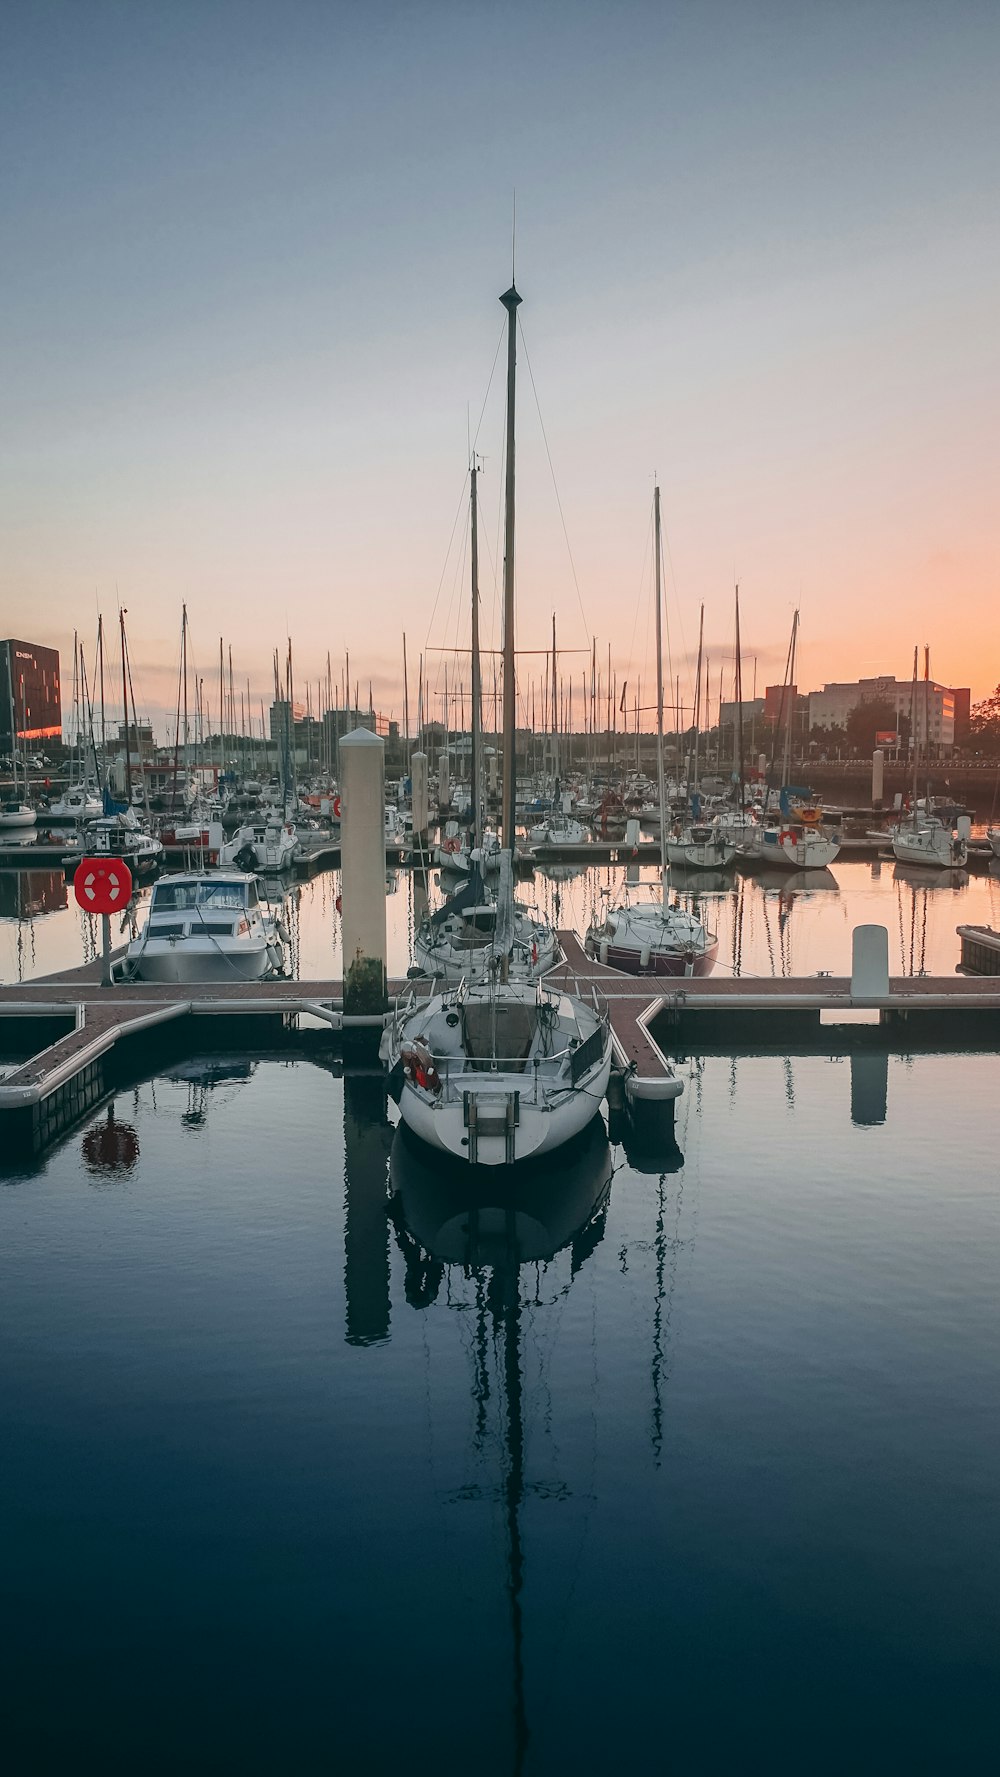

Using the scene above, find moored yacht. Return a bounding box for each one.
[125,872,285,981]
[585,896,717,977]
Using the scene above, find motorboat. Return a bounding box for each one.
[436,821,501,875]
[125,873,285,982]
[585,897,717,977]
[221,809,300,872]
[74,808,164,873]
[47,784,103,821]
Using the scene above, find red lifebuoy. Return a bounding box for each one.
[332,795,342,819]
[443,835,460,854]
[779,829,796,846]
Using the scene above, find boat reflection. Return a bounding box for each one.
[385,1115,615,1773]
[0,869,69,920]
[759,867,839,899]
[892,863,969,891]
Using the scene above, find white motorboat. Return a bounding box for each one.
[126,872,285,982]
[382,975,612,1166]
[76,809,164,873]
[756,823,841,870]
[221,809,300,872]
[585,897,717,978]
[48,784,103,821]
[0,797,36,831]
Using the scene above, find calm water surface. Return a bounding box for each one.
[2,1048,998,1773]
[3,854,1000,982]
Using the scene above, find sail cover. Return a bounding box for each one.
[490,851,516,963]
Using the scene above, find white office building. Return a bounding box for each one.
[808,676,957,751]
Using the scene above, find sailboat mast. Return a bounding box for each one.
[691,605,705,799]
[734,585,745,807]
[781,609,799,785]
[500,280,521,850]
[551,612,558,785]
[120,607,133,804]
[470,461,483,848]
[654,487,669,901]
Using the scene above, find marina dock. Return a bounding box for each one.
[4,924,1000,1155]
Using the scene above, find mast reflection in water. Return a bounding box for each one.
[387,1120,615,1776]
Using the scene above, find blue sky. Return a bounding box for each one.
[2,1,997,730]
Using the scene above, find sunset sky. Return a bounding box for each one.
[2,1,997,737]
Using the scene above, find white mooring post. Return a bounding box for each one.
[872,748,885,810]
[338,727,388,1021]
[851,923,889,1004]
[437,748,450,814]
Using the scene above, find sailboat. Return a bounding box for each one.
[585,485,718,977]
[754,610,840,870]
[383,278,612,1166]
[415,455,556,984]
[1,649,36,831]
[886,649,967,869]
[663,604,737,871]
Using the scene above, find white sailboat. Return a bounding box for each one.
[755,611,840,870]
[888,649,967,870]
[384,278,611,1165]
[664,602,737,871]
[587,485,717,976]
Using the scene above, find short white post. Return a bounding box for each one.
[871,748,884,810]
[851,923,889,1004]
[338,728,387,1020]
[437,748,450,814]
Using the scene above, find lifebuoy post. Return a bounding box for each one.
[338,727,388,1039]
[410,750,429,866]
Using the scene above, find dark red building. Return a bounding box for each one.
[1,639,61,750]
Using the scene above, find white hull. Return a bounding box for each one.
[397,1069,608,1165]
[891,827,966,869]
[413,922,557,982]
[664,837,736,870]
[758,831,840,869]
[0,807,36,830]
[990,829,1000,860]
[126,939,275,983]
[384,978,613,1167]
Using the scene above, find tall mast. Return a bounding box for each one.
[470,460,483,848]
[402,632,410,778]
[97,615,106,789]
[120,607,133,804]
[551,611,558,785]
[654,486,668,901]
[691,605,705,801]
[500,279,521,850]
[734,584,745,809]
[781,609,799,785]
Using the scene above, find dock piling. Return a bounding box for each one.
[338,728,388,1029]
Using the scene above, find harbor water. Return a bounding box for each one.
[2,857,999,1771]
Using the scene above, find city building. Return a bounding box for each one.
[1,638,61,752]
[807,676,968,752]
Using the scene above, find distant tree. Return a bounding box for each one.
[810,722,846,749]
[970,685,1000,745]
[845,699,900,754]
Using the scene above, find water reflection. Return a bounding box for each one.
[81,1104,140,1175]
[386,1118,615,1776]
